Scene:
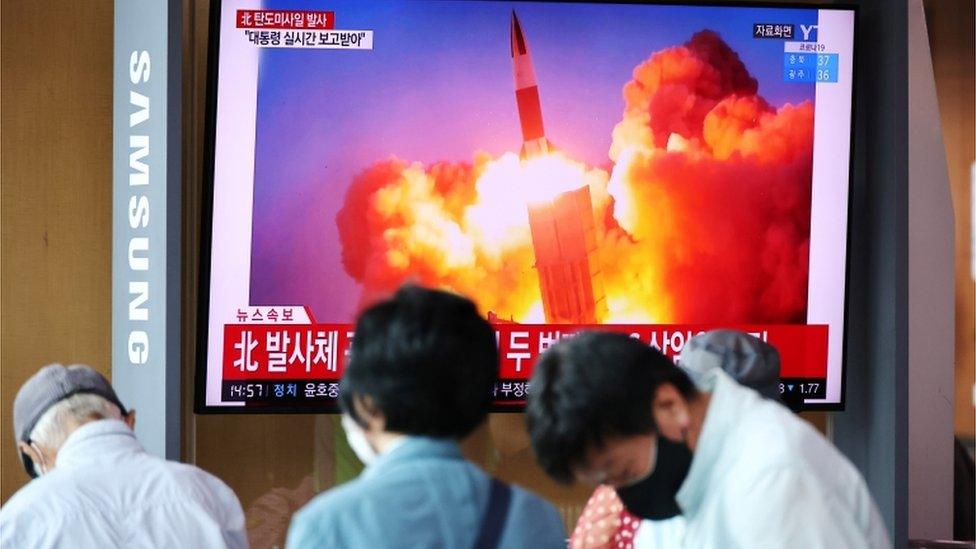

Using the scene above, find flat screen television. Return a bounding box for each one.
[196,0,856,412]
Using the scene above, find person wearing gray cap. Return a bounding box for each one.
[0,364,247,548]
[527,330,890,548]
[677,329,782,400]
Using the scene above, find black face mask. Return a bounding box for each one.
[615,436,693,520]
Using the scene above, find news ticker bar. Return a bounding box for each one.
[221,377,828,410]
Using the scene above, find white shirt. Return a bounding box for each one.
[634,516,686,548]
[0,419,247,549]
[676,370,891,548]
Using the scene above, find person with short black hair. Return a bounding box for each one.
[527,330,890,548]
[527,331,695,486]
[287,285,565,549]
[337,285,499,440]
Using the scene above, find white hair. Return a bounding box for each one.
[29,393,123,450]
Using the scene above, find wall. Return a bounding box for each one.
[830,0,909,544]
[0,1,114,504]
[925,0,975,440]
[907,0,955,538]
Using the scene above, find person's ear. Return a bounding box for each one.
[19,441,46,476]
[352,395,385,433]
[18,441,40,463]
[652,383,691,443]
[124,409,136,430]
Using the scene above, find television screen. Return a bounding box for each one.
[197,0,856,412]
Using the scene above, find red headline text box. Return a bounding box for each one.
[493,324,828,379]
[223,324,351,381]
[236,10,334,30]
[223,323,828,382]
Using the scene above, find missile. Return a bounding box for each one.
[511,11,554,159]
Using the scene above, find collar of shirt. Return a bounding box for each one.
[361,436,464,480]
[54,419,144,470]
[675,368,747,516]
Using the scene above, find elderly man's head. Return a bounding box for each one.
[13,364,132,477]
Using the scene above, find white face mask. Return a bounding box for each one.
[342,414,378,465]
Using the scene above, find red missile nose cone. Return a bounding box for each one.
[511,11,526,57]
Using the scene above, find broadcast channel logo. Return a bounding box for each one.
[753,23,819,42]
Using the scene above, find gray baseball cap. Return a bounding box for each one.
[678,330,781,399]
[13,364,127,477]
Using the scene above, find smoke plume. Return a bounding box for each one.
[335,30,814,324]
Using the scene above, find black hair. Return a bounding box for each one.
[526,331,697,484]
[339,285,498,439]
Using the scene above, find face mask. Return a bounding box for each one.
[615,436,693,520]
[342,414,378,465]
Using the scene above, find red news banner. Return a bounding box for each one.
[223,323,829,383]
[236,9,334,30]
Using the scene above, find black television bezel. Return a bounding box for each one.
[194,0,858,414]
